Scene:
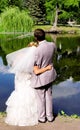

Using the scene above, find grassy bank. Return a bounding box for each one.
[32,25,80,34]
[0,25,80,34]
[0,112,80,119]
[0,112,6,118]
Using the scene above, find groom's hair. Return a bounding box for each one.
[34,29,45,41]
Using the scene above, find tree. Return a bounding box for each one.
[0,0,8,12]
[53,3,59,27]
[45,0,62,25]
[61,0,80,23]
[25,0,46,24]
[63,0,79,7]
[0,0,80,25]
[45,0,80,25]
[0,7,33,32]
[8,0,24,9]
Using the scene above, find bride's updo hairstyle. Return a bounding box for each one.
[28,42,38,47]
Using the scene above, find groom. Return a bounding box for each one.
[31,29,57,123]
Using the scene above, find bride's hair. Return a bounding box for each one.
[28,42,38,47]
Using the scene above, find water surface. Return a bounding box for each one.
[0,34,80,115]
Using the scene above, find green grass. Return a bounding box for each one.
[58,110,80,119]
[0,112,6,118]
[32,25,52,31]
[32,25,80,34]
[0,111,80,119]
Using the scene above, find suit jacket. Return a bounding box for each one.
[31,40,57,88]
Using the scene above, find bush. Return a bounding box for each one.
[0,7,33,32]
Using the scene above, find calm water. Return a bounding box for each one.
[0,34,80,115]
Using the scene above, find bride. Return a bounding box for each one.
[5,42,52,126]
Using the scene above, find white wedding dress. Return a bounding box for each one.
[5,46,38,126]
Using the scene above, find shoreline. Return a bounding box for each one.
[32,25,80,34]
[0,115,80,130]
[0,26,80,35]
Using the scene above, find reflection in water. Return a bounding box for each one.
[0,69,80,116]
[53,77,80,98]
[53,77,80,115]
[77,46,80,55]
[0,72,14,111]
[0,34,80,115]
[59,43,62,50]
[0,57,4,65]
[0,57,8,73]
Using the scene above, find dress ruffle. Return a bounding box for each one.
[5,72,38,126]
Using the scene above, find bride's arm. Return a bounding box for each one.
[33,65,52,75]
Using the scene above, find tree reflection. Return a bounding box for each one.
[54,36,80,83]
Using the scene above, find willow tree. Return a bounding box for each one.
[0,7,33,32]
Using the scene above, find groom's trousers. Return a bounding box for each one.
[35,82,53,122]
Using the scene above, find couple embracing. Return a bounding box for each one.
[5,29,57,126]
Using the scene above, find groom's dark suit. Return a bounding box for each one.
[31,40,57,122]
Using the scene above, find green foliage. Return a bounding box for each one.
[0,34,34,65]
[45,0,80,24]
[45,0,55,24]
[58,10,70,23]
[0,0,80,27]
[64,0,79,7]
[59,110,80,118]
[26,0,46,24]
[0,0,8,12]
[0,112,6,118]
[71,114,80,118]
[0,35,34,54]
[0,7,33,32]
[8,0,24,9]
[60,110,67,116]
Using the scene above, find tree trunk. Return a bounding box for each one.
[53,5,58,28]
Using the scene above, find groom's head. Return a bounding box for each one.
[34,29,45,42]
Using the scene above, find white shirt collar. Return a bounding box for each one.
[39,40,46,45]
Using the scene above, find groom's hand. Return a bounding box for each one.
[46,65,52,70]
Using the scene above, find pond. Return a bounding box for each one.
[0,33,80,116]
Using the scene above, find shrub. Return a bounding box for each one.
[0,7,33,32]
